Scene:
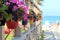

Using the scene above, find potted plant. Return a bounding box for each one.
[6,1,27,29]
[6,20,18,29]
[37,13,42,21]
[28,10,34,24]
[5,2,19,29]
[28,15,33,24]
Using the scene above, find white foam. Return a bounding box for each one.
[56,20,59,24]
[42,20,51,30]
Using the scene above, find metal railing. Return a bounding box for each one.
[18,22,42,40]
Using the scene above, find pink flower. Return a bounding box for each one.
[18,1,25,5]
[10,0,18,3]
[18,1,25,7]
[24,13,29,21]
[6,2,10,5]
[13,6,18,10]
[23,6,28,11]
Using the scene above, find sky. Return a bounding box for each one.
[39,0,60,16]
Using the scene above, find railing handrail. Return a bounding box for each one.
[19,23,41,40]
[31,1,42,13]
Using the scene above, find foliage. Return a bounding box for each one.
[0,0,28,21]
[37,0,43,5]
[0,0,29,26]
[36,13,42,20]
[28,10,35,19]
[0,3,12,21]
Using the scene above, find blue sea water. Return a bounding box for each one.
[42,16,60,25]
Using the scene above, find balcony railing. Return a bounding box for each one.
[13,21,42,40]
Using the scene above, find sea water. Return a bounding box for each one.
[42,16,60,25]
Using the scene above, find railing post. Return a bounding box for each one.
[14,21,22,37]
[40,20,42,33]
[0,26,4,40]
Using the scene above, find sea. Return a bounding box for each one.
[42,16,60,25]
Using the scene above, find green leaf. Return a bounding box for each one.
[2,11,12,21]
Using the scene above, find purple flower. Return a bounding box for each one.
[18,1,25,5]
[13,6,18,10]
[24,13,29,21]
[23,6,28,11]
[6,2,10,5]
[10,0,18,3]
[18,1,25,7]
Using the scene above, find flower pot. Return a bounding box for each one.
[6,20,18,29]
[29,18,33,24]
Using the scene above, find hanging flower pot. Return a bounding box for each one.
[30,18,33,21]
[6,20,18,29]
[29,18,33,24]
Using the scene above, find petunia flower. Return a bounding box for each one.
[18,1,25,7]
[10,0,18,3]
[23,13,29,21]
[13,6,18,10]
[23,6,28,11]
[6,2,10,5]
